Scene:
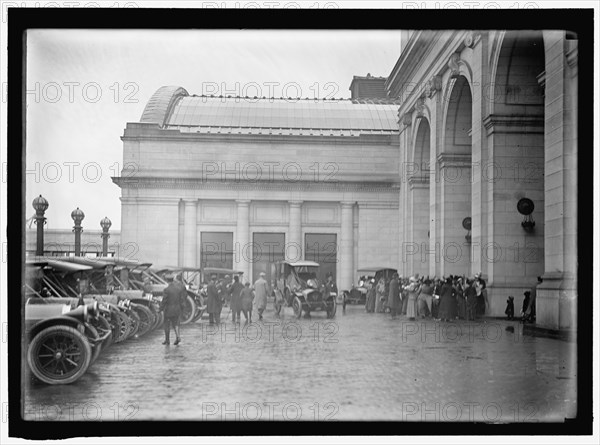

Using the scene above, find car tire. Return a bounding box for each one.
[180,295,197,325]
[114,310,131,343]
[131,304,153,337]
[292,296,303,319]
[28,325,92,385]
[327,298,337,319]
[125,309,140,339]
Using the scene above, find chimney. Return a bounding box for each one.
[349,73,388,100]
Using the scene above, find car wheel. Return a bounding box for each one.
[114,310,130,343]
[292,296,303,319]
[131,304,153,337]
[180,295,197,325]
[326,298,337,319]
[126,309,140,339]
[28,325,92,385]
[89,314,113,348]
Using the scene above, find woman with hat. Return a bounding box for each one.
[404,276,420,320]
[387,273,401,319]
[437,276,457,322]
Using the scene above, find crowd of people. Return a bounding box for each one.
[365,272,541,323]
[158,271,274,345]
[159,269,541,345]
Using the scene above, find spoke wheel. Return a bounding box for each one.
[126,310,140,339]
[292,296,303,319]
[114,311,131,343]
[180,295,197,325]
[131,304,153,337]
[28,325,92,385]
[326,298,337,319]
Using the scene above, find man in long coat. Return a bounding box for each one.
[388,273,401,319]
[160,273,187,345]
[206,275,220,325]
[253,272,270,320]
[229,275,244,323]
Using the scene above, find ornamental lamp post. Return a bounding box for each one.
[71,207,85,256]
[32,195,49,256]
[100,216,112,257]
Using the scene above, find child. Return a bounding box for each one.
[505,296,515,320]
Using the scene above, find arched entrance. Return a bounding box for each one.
[486,30,545,314]
[407,118,431,277]
[439,75,473,277]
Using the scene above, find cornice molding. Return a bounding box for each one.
[437,153,472,168]
[407,175,430,189]
[482,114,544,135]
[112,177,399,193]
[122,124,399,146]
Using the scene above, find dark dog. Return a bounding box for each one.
[505,296,515,320]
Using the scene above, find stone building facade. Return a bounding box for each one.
[387,30,577,330]
[113,85,401,292]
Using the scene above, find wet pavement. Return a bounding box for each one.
[22,304,577,422]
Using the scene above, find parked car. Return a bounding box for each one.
[25,298,110,385]
[343,269,377,305]
[272,260,336,319]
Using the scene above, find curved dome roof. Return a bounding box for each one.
[140,86,400,136]
[140,86,189,127]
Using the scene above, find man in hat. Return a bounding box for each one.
[229,275,244,323]
[253,272,270,320]
[159,273,187,345]
[206,274,220,325]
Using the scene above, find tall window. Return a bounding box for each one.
[252,233,285,283]
[201,232,233,269]
[305,233,337,283]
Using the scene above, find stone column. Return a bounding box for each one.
[408,177,430,277]
[537,31,578,331]
[235,200,250,282]
[288,201,303,262]
[177,199,184,266]
[339,201,355,292]
[183,199,197,267]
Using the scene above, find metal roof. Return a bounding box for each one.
[140,86,401,137]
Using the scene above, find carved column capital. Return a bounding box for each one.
[448,52,462,79]
[427,75,442,98]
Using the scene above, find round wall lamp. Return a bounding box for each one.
[517,198,535,231]
[462,217,472,242]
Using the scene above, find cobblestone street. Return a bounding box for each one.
[23,304,577,422]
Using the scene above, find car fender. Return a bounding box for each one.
[28,316,86,341]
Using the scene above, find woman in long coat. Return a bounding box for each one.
[365,280,376,313]
[375,277,386,313]
[437,277,457,321]
[240,282,254,324]
[387,273,401,319]
[405,277,420,320]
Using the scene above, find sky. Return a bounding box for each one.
[25,29,402,230]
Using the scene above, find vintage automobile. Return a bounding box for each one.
[342,268,380,305]
[272,260,336,319]
[25,298,110,385]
